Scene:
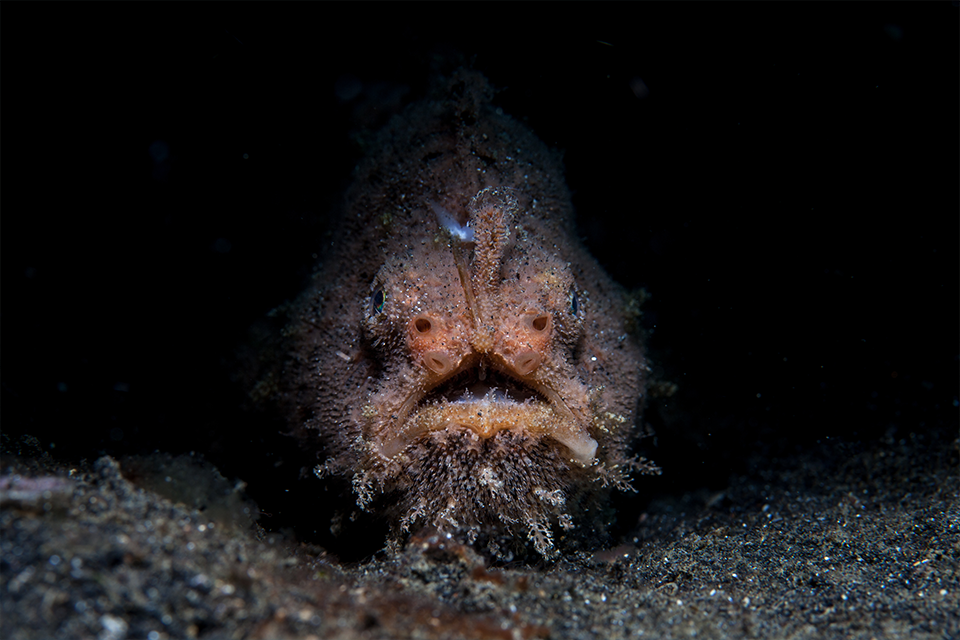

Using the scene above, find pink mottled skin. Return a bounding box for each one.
[271,70,657,558]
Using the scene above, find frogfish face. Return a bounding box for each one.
[349,187,625,557]
[364,189,597,466]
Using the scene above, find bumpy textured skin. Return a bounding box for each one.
[275,70,656,558]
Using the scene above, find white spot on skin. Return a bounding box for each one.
[430,202,474,242]
[477,465,503,492]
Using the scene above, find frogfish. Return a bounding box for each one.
[255,69,658,559]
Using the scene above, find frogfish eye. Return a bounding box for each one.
[372,288,386,315]
[570,288,579,316]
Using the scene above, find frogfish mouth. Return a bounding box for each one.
[267,69,659,559]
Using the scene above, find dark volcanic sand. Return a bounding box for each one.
[2,432,956,639]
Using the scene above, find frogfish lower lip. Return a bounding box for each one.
[372,391,598,466]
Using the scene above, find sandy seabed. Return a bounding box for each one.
[2,429,956,640]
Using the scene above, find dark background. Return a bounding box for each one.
[3,6,957,554]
